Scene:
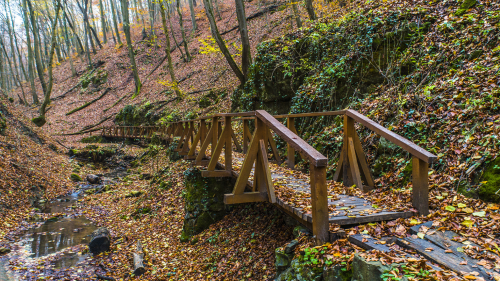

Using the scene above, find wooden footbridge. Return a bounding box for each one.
[101,110,436,244]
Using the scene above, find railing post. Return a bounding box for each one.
[310,164,329,245]
[224,116,232,172]
[342,115,355,187]
[211,117,219,156]
[243,119,250,153]
[287,117,296,169]
[412,157,429,216]
[200,119,207,144]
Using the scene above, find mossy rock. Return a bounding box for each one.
[181,168,233,241]
[455,0,477,16]
[70,173,82,182]
[477,157,500,202]
[32,116,46,127]
[198,90,225,109]
[71,144,117,162]
[80,69,108,90]
[115,102,166,126]
[81,136,104,143]
[275,248,294,275]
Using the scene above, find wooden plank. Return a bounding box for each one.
[256,110,327,167]
[243,119,250,153]
[310,164,329,245]
[396,237,490,279]
[207,132,226,171]
[332,149,344,182]
[348,137,365,191]
[211,117,219,156]
[349,234,396,253]
[187,122,203,158]
[266,127,282,165]
[224,192,267,204]
[201,170,232,177]
[258,139,276,203]
[412,156,429,216]
[232,125,261,195]
[346,110,437,163]
[224,116,233,172]
[352,132,375,188]
[175,124,187,152]
[195,124,214,165]
[275,201,313,229]
[273,110,346,119]
[286,117,296,169]
[410,223,495,276]
[343,115,355,186]
[326,211,414,225]
[231,129,242,152]
[180,122,193,155]
[213,112,256,117]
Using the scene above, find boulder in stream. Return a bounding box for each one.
[86,174,101,184]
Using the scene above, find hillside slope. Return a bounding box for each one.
[12,0,298,144]
[239,0,500,202]
[0,98,72,241]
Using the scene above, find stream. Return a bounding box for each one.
[0,179,116,280]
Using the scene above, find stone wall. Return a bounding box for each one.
[180,167,234,243]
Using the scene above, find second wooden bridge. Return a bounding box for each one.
[101,110,436,244]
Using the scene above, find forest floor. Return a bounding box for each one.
[2,0,500,280]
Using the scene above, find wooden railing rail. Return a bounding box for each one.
[101,110,437,244]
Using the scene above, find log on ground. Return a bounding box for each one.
[89,227,111,255]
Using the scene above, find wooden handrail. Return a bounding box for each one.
[256,110,328,167]
[274,110,345,119]
[346,110,437,163]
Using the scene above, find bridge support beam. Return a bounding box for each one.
[224,192,268,204]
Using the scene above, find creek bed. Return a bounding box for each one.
[0,185,105,280]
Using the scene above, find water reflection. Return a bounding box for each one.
[26,192,97,268]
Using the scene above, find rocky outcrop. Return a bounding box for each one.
[180,168,234,243]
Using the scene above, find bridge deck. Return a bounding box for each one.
[204,151,413,229]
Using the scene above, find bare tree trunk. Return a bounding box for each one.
[213,0,221,20]
[188,0,197,35]
[99,0,108,44]
[4,1,20,87]
[235,0,251,79]
[159,0,183,98]
[148,0,156,43]
[109,0,123,45]
[305,0,316,20]
[0,38,19,91]
[27,0,48,99]
[63,9,77,77]
[203,0,245,84]
[63,4,86,55]
[36,0,62,126]
[14,34,28,83]
[176,0,191,61]
[115,0,123,23]
[120,0,142,95]
[166,4,186,61]
[22,0,38,104]
[292,2,302,28]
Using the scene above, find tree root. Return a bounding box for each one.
[65,88,112,116]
